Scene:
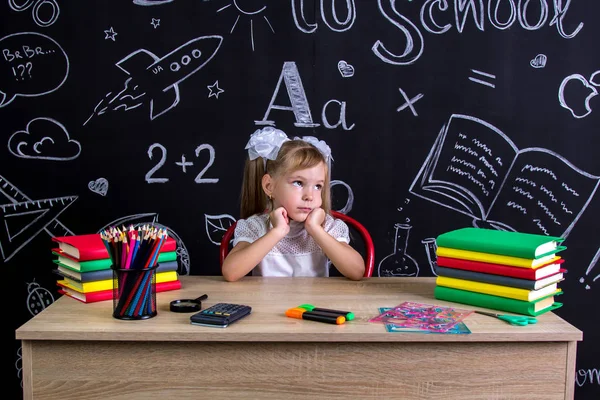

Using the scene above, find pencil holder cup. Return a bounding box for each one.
[111,264,158,320]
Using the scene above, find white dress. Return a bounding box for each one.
[233,213,350,277]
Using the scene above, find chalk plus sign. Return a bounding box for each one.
[175,155,193,173]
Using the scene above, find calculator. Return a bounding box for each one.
[190,303,252,328]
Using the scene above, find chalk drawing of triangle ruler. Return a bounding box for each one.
[0,174,77,262]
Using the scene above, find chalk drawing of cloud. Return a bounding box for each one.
[8,117,81,160]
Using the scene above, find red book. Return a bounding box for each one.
[161,237,176,252]
[436,256,565,280]
[52,234,176,261]
[52,234,109,261]
[57,279,182,303]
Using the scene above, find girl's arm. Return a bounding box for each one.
[221,208,290,282]
[305,210,365,281]
[221,229,286,281]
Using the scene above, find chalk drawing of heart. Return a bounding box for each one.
[88,178,109,196]
[530,54,547,68]
[337,60,355,78]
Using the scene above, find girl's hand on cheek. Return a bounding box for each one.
[305,208,325,235]
[270,207,290,237]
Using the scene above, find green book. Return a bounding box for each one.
[436,227,566,259]
[53,251,176,272]
[157,251,177,263]
[52,254,112,272]
[434,285,562,316]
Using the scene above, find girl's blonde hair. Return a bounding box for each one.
[240,139,331,219]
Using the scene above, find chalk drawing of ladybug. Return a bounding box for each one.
[26,280,54,316]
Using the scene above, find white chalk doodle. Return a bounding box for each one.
[337,60,354,78]
[26,280,54,315]
[84,35,223,124]
[292,0,356,33]
[373,0,582,66]
[205,213,236,245]
[9,0,60,27]
[217,1,274,51]
[468,69,496,88]
[409,114,600,238]
[422,237,438,276]
[0,174,77,262]
[99,213,191,275]
[133,0,174,5]
[330,180,354,214]
[0,172,74,239]
[577,368,600,387]
[558,72,600,119]
[104,27,118,41]
[255,61,319,127]
[321,99,355,130]
[8,117,81,161]
[207,80,224,98]
[378,223,419,277]
[88,178,109,196]
[0,196,78,262]
[151,18,160,29]
[371,0,424,66]
[145,143,220,184]
[396,88,423,116]
[530,54,547,68]
[255,61,354,130]
[16,346,22,388]
[175,155,193,173]
[579,247,600,290]
[0,32,69,108]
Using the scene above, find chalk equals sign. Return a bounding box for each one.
[468,69,496,88]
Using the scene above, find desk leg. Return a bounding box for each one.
[21,341,33,400]
[565,341,577,400]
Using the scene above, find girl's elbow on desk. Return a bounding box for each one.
[341,266,365,281]
[222,267,244,282]
[221,257,247,282]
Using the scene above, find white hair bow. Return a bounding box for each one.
[294,136,333,162]
[245,127,290,161]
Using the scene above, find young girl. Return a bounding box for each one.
[221,127,365,282]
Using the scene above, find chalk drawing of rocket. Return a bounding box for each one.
[78,35,223,124]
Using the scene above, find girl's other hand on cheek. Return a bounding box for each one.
[305,208,325,235]
[270,207,290,237]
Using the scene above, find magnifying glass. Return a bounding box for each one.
[170,294,208,313]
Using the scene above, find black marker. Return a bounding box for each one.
[298,304,355,321]
[286,308,345,325]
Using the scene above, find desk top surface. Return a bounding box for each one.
[16,276,582,342]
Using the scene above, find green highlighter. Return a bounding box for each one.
[298,304,355,321]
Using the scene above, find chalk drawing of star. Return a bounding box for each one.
[104,27,118,41]
[207,80,224,99]
[151,18,160,29]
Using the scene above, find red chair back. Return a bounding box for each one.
[219,210,374,278]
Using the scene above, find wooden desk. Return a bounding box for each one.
[16,276,582,400]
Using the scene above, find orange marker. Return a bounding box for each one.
[285,307,345,325]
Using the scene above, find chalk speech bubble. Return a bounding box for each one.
[0,32,69,107]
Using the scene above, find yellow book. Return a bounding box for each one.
[58,271,178,293]
[436,246,561,269]
[436,276,561,302]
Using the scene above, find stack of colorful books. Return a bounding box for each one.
[433,227,566,316]
[52,232,181,303]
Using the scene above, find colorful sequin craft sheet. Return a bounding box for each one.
[371,303,473,333]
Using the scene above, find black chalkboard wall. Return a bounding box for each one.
[2,0,599,398]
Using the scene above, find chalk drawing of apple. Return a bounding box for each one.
[558,73,598,119]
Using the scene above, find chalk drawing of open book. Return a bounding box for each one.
[409,114,600,239]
